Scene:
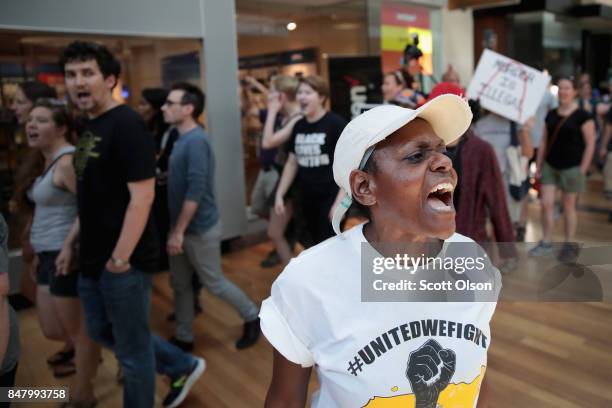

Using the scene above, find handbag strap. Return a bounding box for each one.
[545,112,571,159]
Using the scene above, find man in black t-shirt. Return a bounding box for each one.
[61,42,204,408]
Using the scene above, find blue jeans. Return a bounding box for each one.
[79,268,195,408]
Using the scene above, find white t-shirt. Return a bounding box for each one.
[473,113,514,175]
[260,223,500,408]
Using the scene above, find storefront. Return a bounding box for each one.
[0,34,203,231]
[0,0,247,301]
[235,0,452,199]
[236,0,450,94]
[0,0,462,249]
[0,0,457,232]
[0,0,247,239]
[469,0,612,87]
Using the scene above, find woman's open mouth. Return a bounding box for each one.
[27,132,39,143]
[426,182,454,213]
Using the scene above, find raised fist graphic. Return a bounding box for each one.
[406,339,456,408]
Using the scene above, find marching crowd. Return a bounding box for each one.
[0,38,611,408]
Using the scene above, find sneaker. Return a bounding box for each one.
[169,336,194,353]
[260,250,281,268]
[529,240,554,257]
[558,242,580,264]
[236,318,261,349]
[163,357,206,408]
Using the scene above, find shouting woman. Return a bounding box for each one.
[21,99,100,406]
[261,95,500,407]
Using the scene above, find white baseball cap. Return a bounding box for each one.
[331,94,473,235]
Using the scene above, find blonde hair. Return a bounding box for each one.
[271,75,299,101]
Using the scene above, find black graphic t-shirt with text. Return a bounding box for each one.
[288,112,347,197]
[74,105,159,278]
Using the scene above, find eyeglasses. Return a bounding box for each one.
[164,99,184,106]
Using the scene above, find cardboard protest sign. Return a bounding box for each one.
[466,49,550,124]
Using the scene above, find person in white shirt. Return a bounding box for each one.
[260,95,501,407]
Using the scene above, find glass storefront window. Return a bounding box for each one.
[235,0,444,203]
[542,12,582,79]
[235,0,369,203]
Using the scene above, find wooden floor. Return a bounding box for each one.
[13,178,612,408]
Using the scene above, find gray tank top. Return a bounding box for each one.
[29,146,78,252]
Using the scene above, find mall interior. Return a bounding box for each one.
[1,0,612,407]
[2,0,612,243]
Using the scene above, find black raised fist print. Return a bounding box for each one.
[406,339,456,408]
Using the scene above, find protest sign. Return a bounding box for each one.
[466,49,550,124]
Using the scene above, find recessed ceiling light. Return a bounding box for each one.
[287,22,297,31]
